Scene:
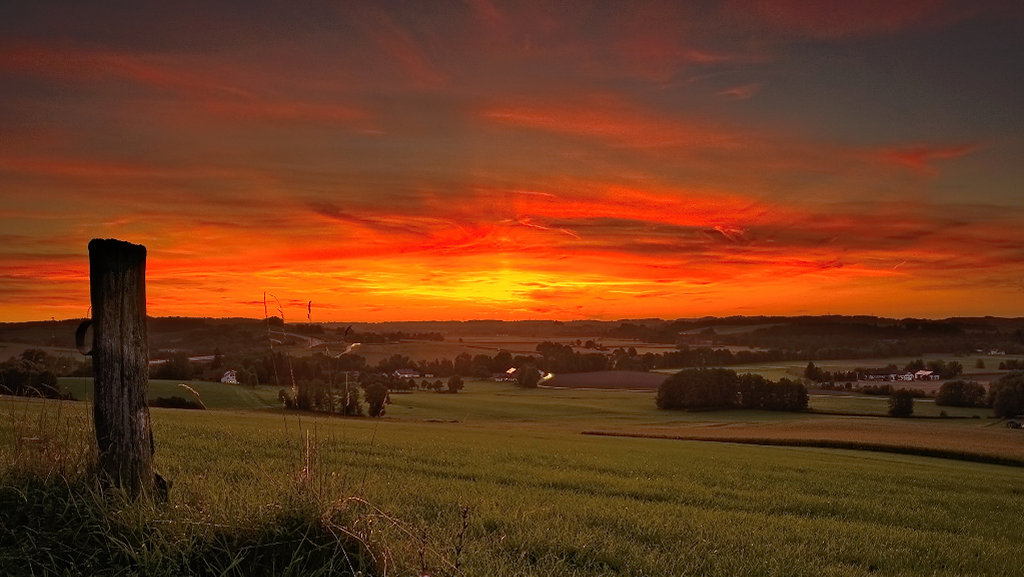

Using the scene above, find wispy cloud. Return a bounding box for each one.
[0,0,1020,321]
[717,83,763,100]
[0,42,373,128]
[875,143,981,174]
[482,96,740,149]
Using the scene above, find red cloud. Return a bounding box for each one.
[0,42,372,127]
[875,143,980,174]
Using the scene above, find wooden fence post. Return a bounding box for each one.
[89,238,162,499]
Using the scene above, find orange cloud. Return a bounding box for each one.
[4,192,1024,322]
[0,2,1021,322]
[482,96,740,149]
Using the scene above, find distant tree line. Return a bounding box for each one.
[609,317,1024,357]
[344,330,445,343]
[656,368,808,412]
[803,359,963,383]
[930,373,1024,418]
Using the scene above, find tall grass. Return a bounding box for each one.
[6,384,1024,576]
[1,396,95,482]
[0,398,380,577]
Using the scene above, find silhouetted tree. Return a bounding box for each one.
[339,383,363,416]
[804,362,820,381]
[365,383,388,417]
[446,374,464,393]
[0,350,65,398]
[515,365,541,388]
[936,380,987,408]
[989,372,1024,418]
[888,389,914,417]
[490,350,513,373]
[659,368,807,412]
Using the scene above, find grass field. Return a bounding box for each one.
[59,377,282,410]
[4,379,1024,576]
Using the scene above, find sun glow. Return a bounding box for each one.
[1,2,1022,321]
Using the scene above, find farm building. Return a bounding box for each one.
[914,370,940,381]
[393,369,421,379]
[865,369,915,382]
[220,370,238,384]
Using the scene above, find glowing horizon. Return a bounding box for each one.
[2,1,1023,323]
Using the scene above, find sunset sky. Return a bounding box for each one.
[2,0,1023,322]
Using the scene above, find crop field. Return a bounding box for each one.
[543,370,667,390]
[807,393,992,418]
[0,341,79,362]
[654,353,1023,385]
[4,379,1024,576]
[291,335,687,365]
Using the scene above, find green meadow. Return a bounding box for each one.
[3,379,1024,576]
[59,377,282,410]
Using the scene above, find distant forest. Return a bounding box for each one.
[4,315,1024,418]
[4,314,1022,358]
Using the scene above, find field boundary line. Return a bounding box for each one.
[581,430,1024,467]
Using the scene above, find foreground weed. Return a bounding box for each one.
[1,396,96,482]
[1,401,382,576]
